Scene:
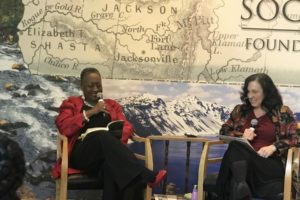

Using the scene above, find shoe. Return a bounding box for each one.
[147,170,167,188]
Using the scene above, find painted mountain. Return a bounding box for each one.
[0,43,231,198]
[121,94,229,137]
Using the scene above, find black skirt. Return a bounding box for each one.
[216,141,285,199]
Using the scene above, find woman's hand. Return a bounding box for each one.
[92,100,107,114]
[85,101,108,119]
[242,128,257,141]
[92,100,107,113]
[257,145,276,158]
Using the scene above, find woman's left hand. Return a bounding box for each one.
[257,145,276,158]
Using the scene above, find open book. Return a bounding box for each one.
[219,135,255,151]
[78,120,124,140]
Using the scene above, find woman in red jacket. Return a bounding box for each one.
[52,67,166,200]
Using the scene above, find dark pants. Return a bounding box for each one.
[70,131,151,200]
[216,141,285,200]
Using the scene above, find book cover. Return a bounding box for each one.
[78,120,124,140]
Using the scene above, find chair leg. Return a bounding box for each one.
[60,179,68,200]
[145,186,152,200]
[56,179,67,200]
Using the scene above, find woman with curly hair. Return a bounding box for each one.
[217,73,298,200]
[0,135,26,200]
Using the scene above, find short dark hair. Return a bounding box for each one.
[80,68,101,82]
[0,135,25,200]
[240,73,282,111]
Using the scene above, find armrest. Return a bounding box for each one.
[132,134,147,142]
[131,134,153,171]
[198,140,224,200]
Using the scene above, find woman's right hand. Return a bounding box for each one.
[85,101,108,120]
[242,128,257,141]
[91,100,107,114]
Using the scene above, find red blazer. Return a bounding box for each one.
[51,96,133,179]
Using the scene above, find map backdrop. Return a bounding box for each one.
[1,0,300,198]
[18,0,300,85]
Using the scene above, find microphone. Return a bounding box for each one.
[97,92,104,102]
[97,92,107,117]
[250,119,258,132]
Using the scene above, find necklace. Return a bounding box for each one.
[83,100,96,107]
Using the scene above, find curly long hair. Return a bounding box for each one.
[240,73,283,111]
[0,135,26,200]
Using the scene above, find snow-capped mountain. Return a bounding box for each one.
[120,93,230,136]
[0,68,231,195]
[2,43,300,198]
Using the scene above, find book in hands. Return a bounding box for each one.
[219,135,255,151]
[78,120,124,140]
